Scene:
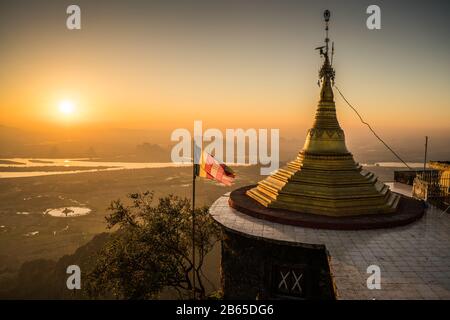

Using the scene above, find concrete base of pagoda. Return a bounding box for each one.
[234,185,425,230]
[246,151,401,217]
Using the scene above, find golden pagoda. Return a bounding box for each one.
[246,10,400,217]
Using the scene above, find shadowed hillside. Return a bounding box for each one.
[0,233,110,299]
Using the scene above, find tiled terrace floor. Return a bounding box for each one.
[210,184,450,300]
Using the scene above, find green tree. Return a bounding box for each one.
[85,191,220,299]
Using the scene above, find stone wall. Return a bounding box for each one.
[220,229,335,300]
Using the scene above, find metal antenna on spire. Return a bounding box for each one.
[324,10,330,56]
[331,42,334,66]
[315,10,331,58]
[316,10,335,85]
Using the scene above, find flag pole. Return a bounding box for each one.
[192,138,196,300]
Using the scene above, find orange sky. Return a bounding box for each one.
[0,0,449,140]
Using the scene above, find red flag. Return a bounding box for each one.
[196,152,235,186]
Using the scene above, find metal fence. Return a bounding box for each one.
[413,170,450,211]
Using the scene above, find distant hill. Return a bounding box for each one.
[0,233,110,299]
[0,125,172,161]
[1,124,449,164]
[0,125,38,157]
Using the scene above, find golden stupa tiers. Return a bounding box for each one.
[246,11,400,217]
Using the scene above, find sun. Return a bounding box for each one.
[58,100,75,115]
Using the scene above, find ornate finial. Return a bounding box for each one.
[315,10,335,86]
[324,10,330,54]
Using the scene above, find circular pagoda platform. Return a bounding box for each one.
[229,185,425,230]
[209,190,450,300]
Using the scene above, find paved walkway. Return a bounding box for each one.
[210,184,450,300]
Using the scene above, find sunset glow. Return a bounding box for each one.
[0,0,449,303]
[58,100,75,116]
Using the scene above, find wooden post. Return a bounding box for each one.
[423,136,428,174]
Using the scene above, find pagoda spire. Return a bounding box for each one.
[245,10,401,217]
[316,9,335,103]
[318,53,335,103]
[318,54,335,103]
[303,10,346,154]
